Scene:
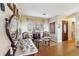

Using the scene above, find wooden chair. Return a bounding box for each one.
[32,32,41,48]
[42,31,51,46]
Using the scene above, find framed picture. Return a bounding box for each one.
[0,3,5,11]
[50,22,55,33]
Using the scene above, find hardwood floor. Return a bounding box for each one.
[35,39,79,56]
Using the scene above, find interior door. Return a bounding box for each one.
[62,21,68,41]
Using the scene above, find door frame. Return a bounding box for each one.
[62,21,68,41]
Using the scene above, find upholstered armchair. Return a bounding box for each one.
[22,32,29,39]
[18,32,29,51]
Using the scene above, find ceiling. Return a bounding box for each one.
[16,3,79,18]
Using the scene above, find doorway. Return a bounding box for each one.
[72,22,75,40]
[62,21,68,41]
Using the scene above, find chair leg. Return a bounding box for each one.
[48,40,50,46]
[37,41,40,48]
[45,41,47,44]
[36,41,37,46]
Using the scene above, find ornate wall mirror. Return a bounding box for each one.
[5,15,19,47]
[5,3,20,56]
[5,15,20,56]
[6,3,19,47]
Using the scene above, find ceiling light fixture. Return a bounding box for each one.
[43,13,46,15]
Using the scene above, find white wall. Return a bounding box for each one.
[49,16,57,42]
[69,13,79,45]
[57,16,62,43]
[68,17,76,40]
[0,4,12,55]
[75,16,79,44]
[49,16,62,43]
[67,12,79,45]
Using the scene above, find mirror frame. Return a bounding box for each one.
[5,15,16,47]
[5,3,19,56]
[6,3,19,47]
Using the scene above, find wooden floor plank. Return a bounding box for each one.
[35,40,79,56]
